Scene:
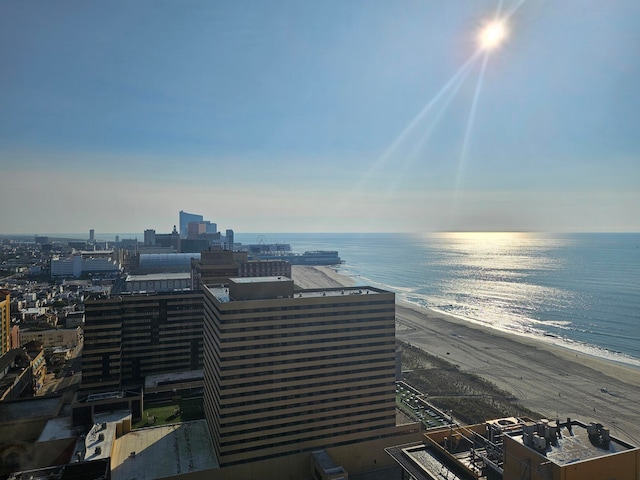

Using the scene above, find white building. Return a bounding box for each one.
[51,253,120,278]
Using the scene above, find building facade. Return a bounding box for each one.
[82,291,203,391]
[0,290,10,356]
[191,249,291,290]
[203,277,398,466]
[19,327,81,350]
[50,253,120,278]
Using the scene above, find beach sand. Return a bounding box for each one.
[292,265,640,445]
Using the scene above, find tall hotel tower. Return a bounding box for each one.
[203,277,397,466]
[83,291,203,390]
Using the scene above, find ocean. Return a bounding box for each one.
[236,232,640,367]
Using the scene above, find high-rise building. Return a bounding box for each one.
[0,290,10,356]
[82,291,203,391]
[203,277,397,466]
[190,249,238,290]
[143,229,156,246]
[179,211,204,239]
[225,229,234,251]
[89,229,95,243]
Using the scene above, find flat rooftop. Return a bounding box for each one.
[512,421,637,466]
[387,444,467,480]
[37,416,76,442]
[209,278,385,303]
[110,420,218,480]
[230,275,291,284]
[0,396,62,422]
[125,272,191,282]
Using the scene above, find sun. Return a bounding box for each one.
[478,20,508,51]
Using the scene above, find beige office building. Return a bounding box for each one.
[203,277,398,467]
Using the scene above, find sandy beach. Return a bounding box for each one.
[292,265,640,445]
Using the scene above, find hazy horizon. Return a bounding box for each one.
[2,1,639,234]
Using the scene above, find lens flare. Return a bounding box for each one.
[478,20,507,51]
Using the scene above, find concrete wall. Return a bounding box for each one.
[163,429,425,480]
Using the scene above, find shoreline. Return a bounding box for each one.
[291,265,640,445]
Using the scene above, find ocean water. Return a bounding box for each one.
[237,232,640,366]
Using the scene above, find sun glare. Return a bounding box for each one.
[478,20,507,51]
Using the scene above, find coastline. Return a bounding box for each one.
[291,265,640,445]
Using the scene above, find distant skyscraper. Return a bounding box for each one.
[225,229,234,251]
[143,229,156,246]
[179,210,203,239]
[89,229,95,243]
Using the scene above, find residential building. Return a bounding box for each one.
[23,341,46,394]
[0,349,33,401]
[18,327,81,350]
[203,277,398,467]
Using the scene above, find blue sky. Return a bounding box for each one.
[1,0,638,234]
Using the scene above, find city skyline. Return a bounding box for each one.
[1,1,639,234]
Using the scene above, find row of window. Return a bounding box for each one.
[219,355,393,382]
[218,363,393,393]
[216,374,393,402]
[208,298,393,318]
[207,339,394,364]
[219,416,395,455]
[220,408,394,445]
[219,397,394,427]
[207,381,394,416]
[218,323,392,343]
[214,309,395,333]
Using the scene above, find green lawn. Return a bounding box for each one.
[133,397,204,429]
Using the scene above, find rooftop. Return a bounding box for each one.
[511,420,637,466]
[125,272,191,282]
[110,420,218,480]
[0,396,62,423]
[83,412,128,462]
[37,416,77,442]
[230,275,291,284]
[209,279,386,303]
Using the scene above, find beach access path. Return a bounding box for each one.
[292,265,640,446]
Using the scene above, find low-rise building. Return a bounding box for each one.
[19,327,81,350]
[0,349,33,401]
[51,252,120,278]
[387,416,640,480]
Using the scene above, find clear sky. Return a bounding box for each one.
[1,0,638,234]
